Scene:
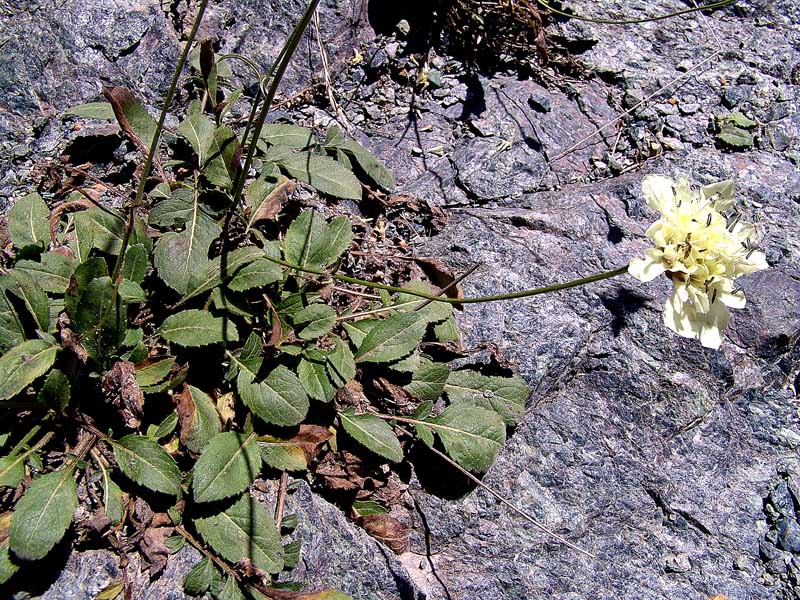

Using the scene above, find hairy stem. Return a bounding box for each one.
[109,0,210,285]
[265,254,629,304]
[229,0,322,215]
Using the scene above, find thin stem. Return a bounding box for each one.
[176,525,239,580]
[332,286,382,300]
[6,424,42,458]
[274,471,289,525]
[228,0,322,215]
[413,262,480,313]
[110,0,210,285]
[336,299,420,322]
[265,254,628,305]
[536,0,733,25]
[0,431,54,482]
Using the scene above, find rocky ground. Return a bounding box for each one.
[1,0,799,598]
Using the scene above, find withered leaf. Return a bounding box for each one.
[247,177,295,231]
[139,523,174,576]
[101,361,144,428]
[353,514,408,554]
[49,198,93,245]
[103,86,155,155]
[413,257,463,302]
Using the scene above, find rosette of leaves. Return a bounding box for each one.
[0,39,528,599]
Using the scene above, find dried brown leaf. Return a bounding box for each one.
[101,361,144,428]
[50,199,93,245]
[353,514,408,554]
[413,257,463,301]
[139,524,173,576]
[248,178,295,229]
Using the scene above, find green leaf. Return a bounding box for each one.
[64,102,115,120]
[153,208,221,294]
[98,463,125,525]
[73,207,126,257]
[118,280,146,303]
[343,319,378,348]
[152,412,179,440]
[396,281,452,325]
[0,340,58,400]
[276,152,361,200]
[433,315,461,343]
[37,369,71,411]
[113,434,181,496]
[181,246,265,303]
[219,575,246,600]
[194,493,284,574]
[427,405,505,472]
[258,437,308,472]
[717,126,754,148]
[260,124,316,148]
[283,539,301,569]
[351,500,388,517]
[724,111,757,129]
[8,193,49,249]
[415,422,435,448]
[326,338,356,388]
[193,432,261,503]
[0,454,25,488]
[283,211,354,270]
[9,468,78,560]
[134,357,175,388]
[16,253,76,294]
[159,310,239,347]
[121,244,148,284]
[339,408,403,462]
[227,258,283,292]
[297,357,337,402]
[204,125,241,189]
[0,279,26,351]
[337,138,396,190]
[72,276,126,359]
[234,359,309,426]
[405,361,450,401]
[0,542,19,584]
[7,271,50,332]
[149,187,195,227]
[293,304,336,340]
[323,124,345,147]
[444,370,528,426]
[178,112,215,165]
[177,385,222,454]
[184,557,215,595]
[354,312,426,364]
[211,288,253,320]
[64,257,107,315]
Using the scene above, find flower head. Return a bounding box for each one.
[629,175,768,349]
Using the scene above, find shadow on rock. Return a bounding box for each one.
[600,287,650,337]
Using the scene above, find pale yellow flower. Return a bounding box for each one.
[629,175,768,349]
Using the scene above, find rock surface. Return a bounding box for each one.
[1,0,799,599]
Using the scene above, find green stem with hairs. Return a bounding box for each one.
[98,0,209,340]
[109,0,210,285]
[265,254,628,304]
[229,0,322,215]
[536,0,734,25]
